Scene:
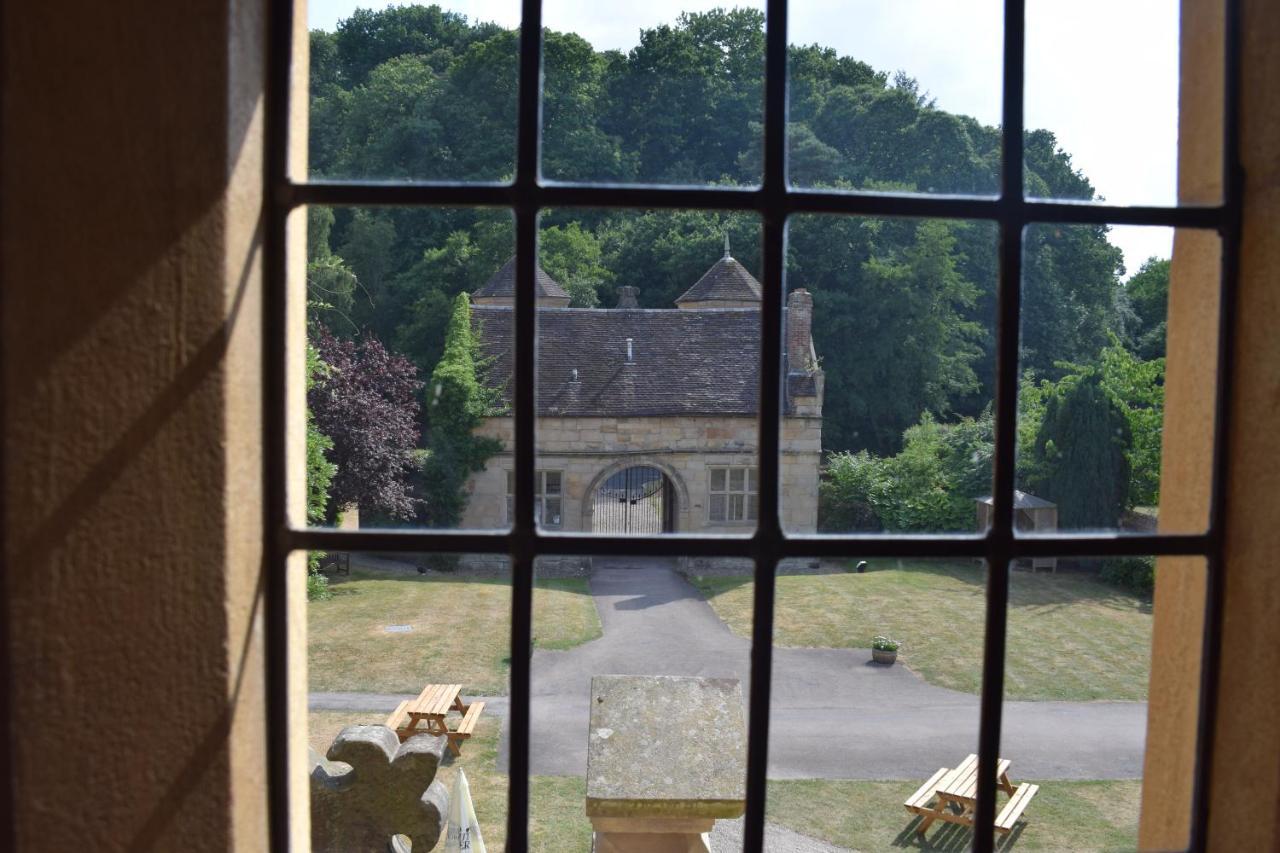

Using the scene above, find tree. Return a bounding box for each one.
[1028,372,1131,529]
[819,411,993,533]
[419,293,504,527]
[1123,257,1170,361]
[305,345,337,592]
[309,324,423,519]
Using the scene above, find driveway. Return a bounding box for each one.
[311,557,1148,780]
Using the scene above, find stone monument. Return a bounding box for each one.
[586,675,747,853]
[309,724,450,852]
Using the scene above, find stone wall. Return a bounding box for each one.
[459,415,822,534]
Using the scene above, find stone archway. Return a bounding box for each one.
[583,459,688,534]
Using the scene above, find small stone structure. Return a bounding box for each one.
[586,675,747,853]
[309,724,449,852]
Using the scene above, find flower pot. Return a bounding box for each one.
[872,648,897,665]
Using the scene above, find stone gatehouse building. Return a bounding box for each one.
[458,247,824,537]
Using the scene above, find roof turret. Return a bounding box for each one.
[473,256,571,307]
[674,238,762,308]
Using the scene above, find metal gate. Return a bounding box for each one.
[592,466,675,534]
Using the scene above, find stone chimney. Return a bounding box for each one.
[616,286,639,308]
[786,289,814,371]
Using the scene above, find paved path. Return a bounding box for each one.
[312,557,1147,780]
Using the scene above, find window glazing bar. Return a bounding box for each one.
[505,0,545,847]
[740,1,790,848]
[286,180,1227,231]
[972,0,1028,848]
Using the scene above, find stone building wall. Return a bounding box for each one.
[459,414,822,534]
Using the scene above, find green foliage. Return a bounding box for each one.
[1100,557,1156,597]
[309,6,1128,457]
[1123,257,1170,361]
[820,411,993,533]
[419,293,504,527]
[307,570,334,602]
[305,344,337,574]
[871,635,901,652]
[1028,372,1132,529]
[1021,338,1164,509]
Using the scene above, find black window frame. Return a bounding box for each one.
[264,0,1243,850]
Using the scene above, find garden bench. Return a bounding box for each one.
[385,683,485,756]
[904,753,1035,836]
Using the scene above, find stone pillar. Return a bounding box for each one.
[586,676,747,853]
[786,289,814,371]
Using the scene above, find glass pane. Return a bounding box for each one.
[307,551,512,847]
[747,493,758,521]
[730,493,746,520]
[536,209,761,536]
[787,0,1003,195]
[781,214,998,534]
[762,558,982,847]
[544,470,562,495]
[1018,225,1220,534]
[1025,0,1200,205]
[307,3,518,182]
[303,207,514,532]
[507,469,514,496]
[545,497,563,528]
[531,555,751,849]
[729,468,745,492]
[1000,556,1204,850]
[541,1,765,186]
[710,493,727,522]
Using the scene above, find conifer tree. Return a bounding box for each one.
[420,293,503,527]
[1029,372,1131,529]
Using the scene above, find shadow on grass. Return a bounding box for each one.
[892,816,1028,850]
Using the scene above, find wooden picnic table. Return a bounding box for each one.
[386,683,485,756]
[904,753,1039,836]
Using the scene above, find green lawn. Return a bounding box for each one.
[689,561,1153,701]
[766,779,1141,851]
[308,570,602,695]
[310,711,1140,852]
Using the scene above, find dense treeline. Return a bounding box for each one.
[308,5,1146,461]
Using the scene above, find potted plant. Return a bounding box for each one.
[871,635,901,665]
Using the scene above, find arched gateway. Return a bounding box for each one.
[591,465,677,534]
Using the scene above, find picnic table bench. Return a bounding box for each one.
[904,753,1039,836]
[385,683,485,757]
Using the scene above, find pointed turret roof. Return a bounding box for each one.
[473,256,570,302]
[674,239,762,307]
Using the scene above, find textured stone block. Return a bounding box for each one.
[310,725,448,852]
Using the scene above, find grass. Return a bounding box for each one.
[689,561,1153,701]
[765,779,1141,851]
[308,570,602,695]
[309,712,1139,852]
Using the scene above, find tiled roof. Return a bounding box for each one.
[474,307,786,417]
[473,256,570,300]
[674,255,762,305]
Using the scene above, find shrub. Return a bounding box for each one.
[1100,557,1155,597]
[307,570,334,602]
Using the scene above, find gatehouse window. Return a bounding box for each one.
[508,470,563,529]
[709,466,758,523]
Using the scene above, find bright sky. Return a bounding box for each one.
[307,0,1180,276]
